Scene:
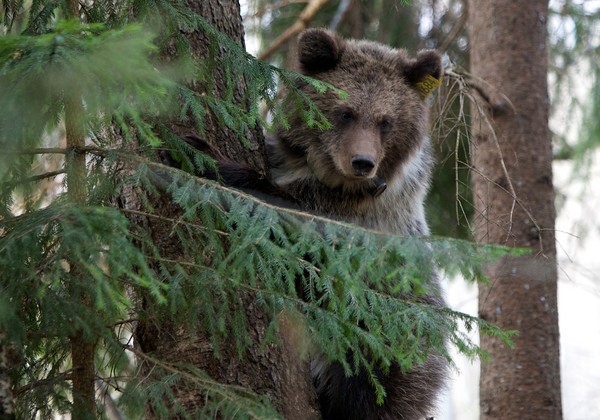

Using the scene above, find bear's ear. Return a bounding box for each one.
[404,49,443,86]
[298,28,344,74]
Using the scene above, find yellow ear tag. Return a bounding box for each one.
[416,74,441,99]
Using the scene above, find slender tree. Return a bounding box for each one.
[64,2,96,418]
[468,1,563,418]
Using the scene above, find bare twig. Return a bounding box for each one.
[258,0,331,61]
[438,10,467,53]
[7,147,69,155]
[249,0,309,19]
[13,370,74,397]
[328,0,352,30]
[2,169,66,187]
[435,67,547,254]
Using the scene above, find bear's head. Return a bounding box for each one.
[278,28,442,196]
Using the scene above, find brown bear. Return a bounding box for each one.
[275,28,447,420]
[183,28,447,420]
[268,29,442,238]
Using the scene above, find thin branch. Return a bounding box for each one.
[105,318,138,329]
[249,0,309,19]
[120,208,229,238]
[3,169,66,187]
[328,0,352,31]
[436,67,548,253]
[78,1,93,22]
[258,0,331,61]
[13,370,73,397]
[444,67,514,115]
[95,378,124,420]
[438,10,467,53]
[7,147,69,155]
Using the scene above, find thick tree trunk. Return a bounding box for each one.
[129,1,319,418]
[468,1,562,419]
[173,0,267,172]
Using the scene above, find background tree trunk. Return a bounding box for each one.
[128,0,319,417]
[468,1,563,419]
[0,337,15,420]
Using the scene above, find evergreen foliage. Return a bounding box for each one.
[1,0,520,418]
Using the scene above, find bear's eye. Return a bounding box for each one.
[339,111,354,123]
[379,118,393,133]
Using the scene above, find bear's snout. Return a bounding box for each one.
[335,127,382,179]
[351,155,376,176]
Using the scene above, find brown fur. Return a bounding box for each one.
[266,29,447,420]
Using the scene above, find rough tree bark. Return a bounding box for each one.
[0,335,15,420]
[67,0,96,416]
[126,1,319,418]
[468,1,563,419]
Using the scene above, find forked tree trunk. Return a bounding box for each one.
[127,0,319,417]
[468,1,563,419]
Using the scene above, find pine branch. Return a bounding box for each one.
[119,208,229,238]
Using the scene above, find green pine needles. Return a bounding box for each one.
[1,1,519,418]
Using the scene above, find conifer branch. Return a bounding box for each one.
[120,208,229,238]
[84,147,373,233]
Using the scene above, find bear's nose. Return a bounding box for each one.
[351,155,376,176]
